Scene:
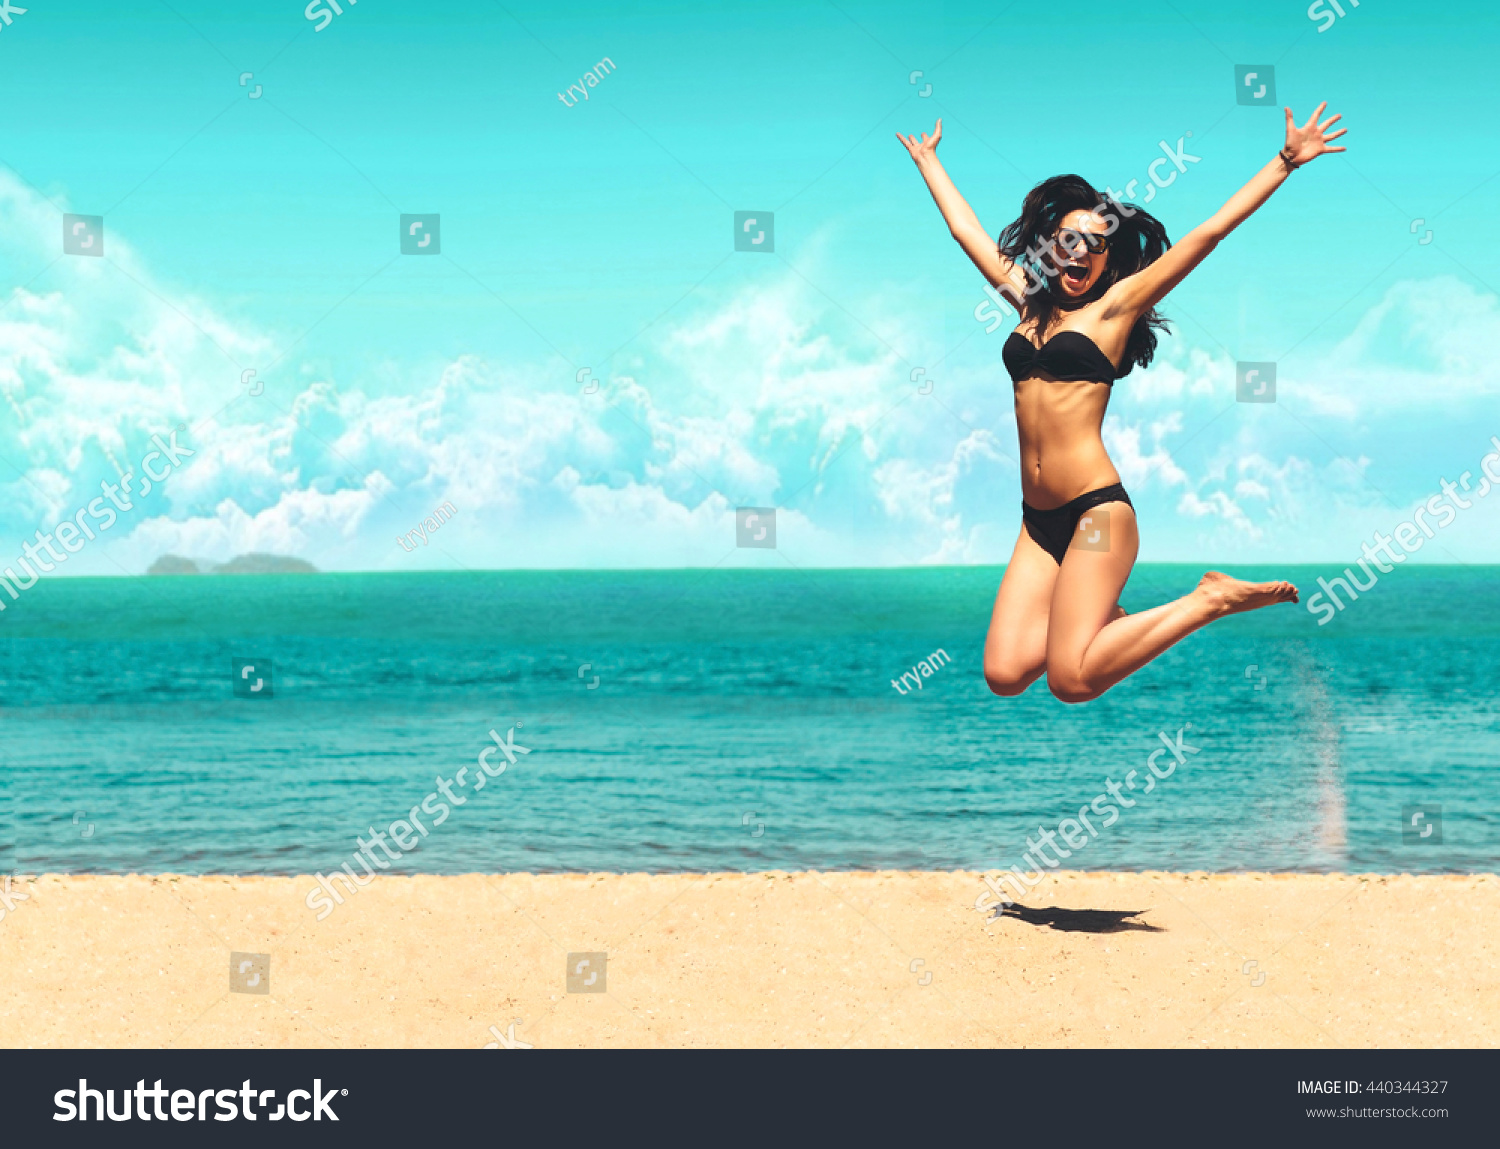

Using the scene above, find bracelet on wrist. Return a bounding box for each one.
[1278,147,1300,172]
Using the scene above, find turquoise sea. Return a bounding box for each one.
[1,566,1496,876]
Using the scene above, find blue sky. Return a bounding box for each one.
[2,0,1499,572]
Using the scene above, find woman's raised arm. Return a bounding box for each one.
[898,120,1027,308]
[1108,102,1347,320]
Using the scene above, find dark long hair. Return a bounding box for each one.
[997,174,1171,374]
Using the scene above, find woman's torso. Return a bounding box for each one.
[1008,310,1131,509]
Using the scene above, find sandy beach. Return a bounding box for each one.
[2,870,1496,1048]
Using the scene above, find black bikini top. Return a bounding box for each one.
[1002,329,1124,385]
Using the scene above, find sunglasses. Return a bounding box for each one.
[1053,228,1109,256]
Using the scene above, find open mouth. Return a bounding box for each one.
[1060,262,1090,289]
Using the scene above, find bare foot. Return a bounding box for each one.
[1195,570,1299,617]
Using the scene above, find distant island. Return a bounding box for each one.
[147,553,319,575]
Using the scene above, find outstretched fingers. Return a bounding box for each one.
[896,120,942,158]
[895,132,924,160]
[1319,110,1347,149]
[1285,102,1348,160]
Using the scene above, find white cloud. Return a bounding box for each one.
[1177,488,1259,539]
[1103,412,1191,490]
[6,168,1500,572]
[1298,276,1500,417]
[122,483,385,571]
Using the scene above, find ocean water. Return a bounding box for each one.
[1,566,1496,877]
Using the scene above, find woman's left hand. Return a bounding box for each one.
[1283,102,1347,165]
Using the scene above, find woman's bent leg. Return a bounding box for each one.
[983,525,1060,696]
[1044,503,1298,703]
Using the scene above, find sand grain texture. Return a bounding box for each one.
[2,871,1496,1048]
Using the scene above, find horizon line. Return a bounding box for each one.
[20,561,1500,579]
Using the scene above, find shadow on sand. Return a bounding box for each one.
[991,903,1163,934]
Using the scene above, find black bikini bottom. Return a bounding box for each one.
[1022,483,1133,565]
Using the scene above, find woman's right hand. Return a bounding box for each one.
[897,117,1018,300]
[896,119,943,165]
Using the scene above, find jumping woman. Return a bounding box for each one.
[897,104,1346,703]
